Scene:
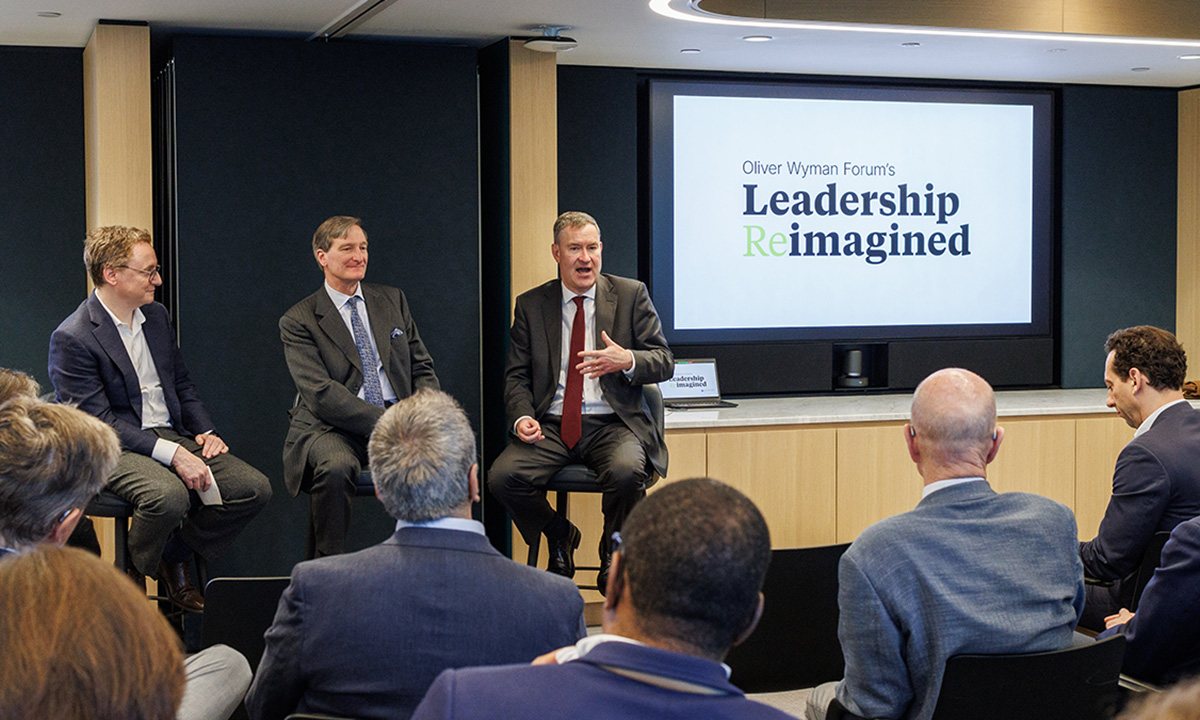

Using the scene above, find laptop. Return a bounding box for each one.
[661,358,737,409]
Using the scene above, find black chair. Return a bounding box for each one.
[84,489,135,573]
[285,714,359,720]
[828,635,1127,720]
[726,543,850,692]
[523,384,664,589]
[201,576,292,673]
[1129,530,1172,611]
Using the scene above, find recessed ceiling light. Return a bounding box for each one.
[742,35,773,42]
[680,48,701,54]
[1131,67,1151,72]
[901,41,921,48]
[1180,54,1200,60]
[1046,48,1067,53]
[36,11,61,18]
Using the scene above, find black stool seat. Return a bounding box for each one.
[84,489,134,572]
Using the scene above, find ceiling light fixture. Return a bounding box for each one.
[1181,54,1200,60]
[1131,67,1151,72]
[309,0,399,40]
[900,41,921,47]
[36,11,61,18]
[681,48,701,54]
[743,35,773,42]
[524,25,578,53]
[650,0,1200,49]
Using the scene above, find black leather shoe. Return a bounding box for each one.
[596,550,611,597]
[157,559,205,613]
[546,521,581,579]
[125,563,146,593]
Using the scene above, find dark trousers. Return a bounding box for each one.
[301,430,368,559]
[1079,575,1134,632]
[107,428,271,577]
[487,415,650,556]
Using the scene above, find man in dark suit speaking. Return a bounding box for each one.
[48,225,270,613]
[247,389,584,720]
[488,211,672,588]
[281,216,438,558]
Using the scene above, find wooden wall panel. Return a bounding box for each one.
[707,426,838,548]
[987,418,1076,508]
[508,40,558,304]
[1179,89,1200,359]
[661,430,707,485]
[1064,0,1200,40]
[1075,416,1135,541]
[836,423,923,543]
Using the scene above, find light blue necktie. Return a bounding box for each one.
[347,296,385,407]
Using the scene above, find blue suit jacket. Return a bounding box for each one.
[412,640,796,720]
[835,481,1085,720]
[245,527,586,720]
[48,294,214,455]
[1100,515,1200,684]
[1081,402,1200,581]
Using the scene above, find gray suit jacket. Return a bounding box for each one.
[503,274,672,474]
[280,282,438,495]
[835,480,1085,720]
[245,526,586,720]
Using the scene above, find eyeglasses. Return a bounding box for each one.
[119,265,163,279]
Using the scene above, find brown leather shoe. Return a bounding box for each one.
[157,559,204,613]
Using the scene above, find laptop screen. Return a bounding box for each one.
[661,359,721,401]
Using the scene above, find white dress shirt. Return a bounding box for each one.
[324,282,398,404]
[96,295,196,466]
[1135,398,1189,439]
[394,516,486,535]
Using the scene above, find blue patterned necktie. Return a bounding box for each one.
[347,296,385,407]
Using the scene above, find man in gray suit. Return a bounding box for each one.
[806,368,1085,720]
[246,389,585,720]
[281,216,438,558]
[487,211,673,588]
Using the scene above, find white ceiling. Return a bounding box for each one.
[5,0,1200,87]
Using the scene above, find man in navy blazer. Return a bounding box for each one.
[48,226,270,612]
[488,211,672,586]
[246,389,584,720]
[1079,326,1200,629]
[411,478,793,720]
[281,215,439,558]
[1099,513,1200,685]
[806,369,1085,720]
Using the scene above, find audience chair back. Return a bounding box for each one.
[827,635,1126,720]
[524,384,665,575]
[202,576,291,673]
[726,543,849,692]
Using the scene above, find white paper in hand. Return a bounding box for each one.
[197,467,223,505]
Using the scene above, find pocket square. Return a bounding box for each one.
[391,328,404,339]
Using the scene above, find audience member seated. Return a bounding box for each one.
[48,225,271,612]
[246,389,585,720]
[1118,675,1200,720]
[1080,326,1200,630]
[806,368,1085,720]
[0,392,253,720]
[410,477,796,720]
[0,545,185,720]
[0,367,40,403]
[1099,513,1200,685]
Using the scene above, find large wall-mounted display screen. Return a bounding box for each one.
[648,80,1055,346]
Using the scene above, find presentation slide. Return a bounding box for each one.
[669,92,1037,332]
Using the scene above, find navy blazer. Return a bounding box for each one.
[48,294,214,456]
[413,640,796,720]
[246,527,585,720]
[1101,515,1200,684]
[1081,402,1200,580]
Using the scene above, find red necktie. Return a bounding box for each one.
[561,296,586,449]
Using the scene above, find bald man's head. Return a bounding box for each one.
[910,368,997,465]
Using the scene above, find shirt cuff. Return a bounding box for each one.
[514,415,533,434]
[152,438,181,466]
[623,350,636,378]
